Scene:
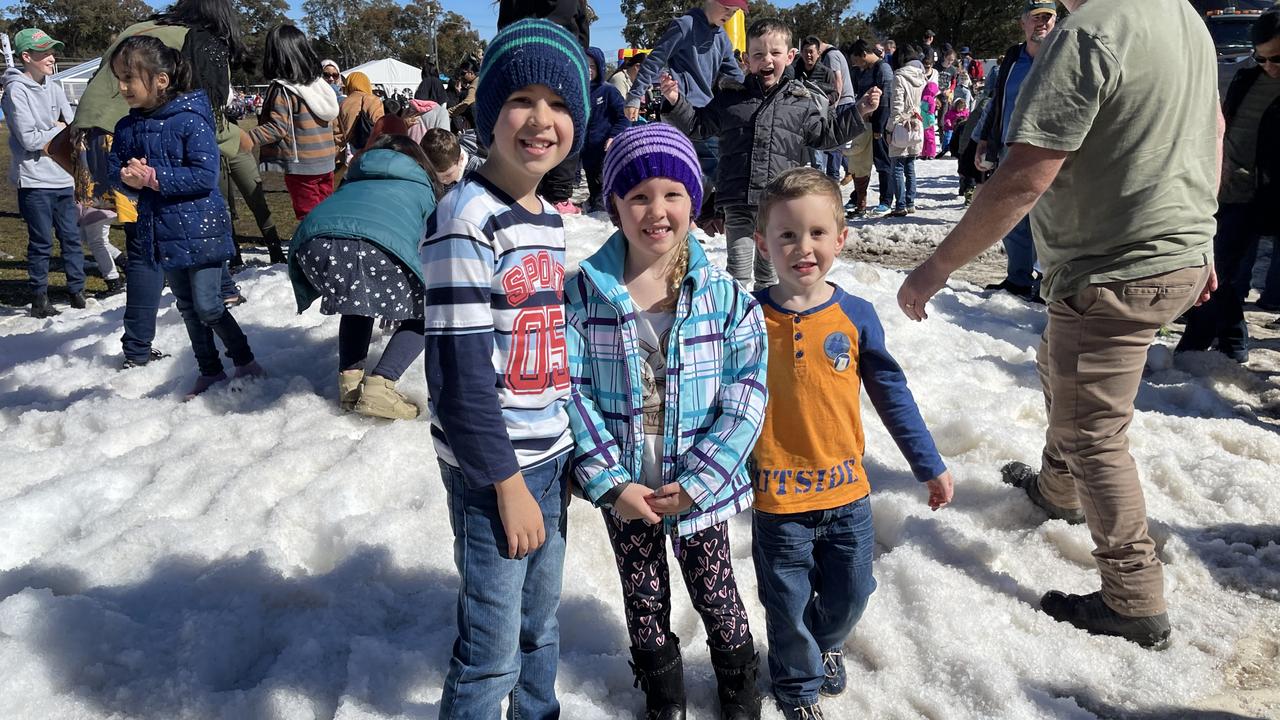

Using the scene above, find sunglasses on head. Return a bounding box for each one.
[1254,53,1280,65]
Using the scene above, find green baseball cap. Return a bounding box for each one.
[1024,0,1057,15]
[14,28,64,55]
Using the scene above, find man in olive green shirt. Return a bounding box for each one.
[896,0,1220,649]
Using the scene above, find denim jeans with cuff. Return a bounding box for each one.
[439,451,570,720]
[752,496,876,706]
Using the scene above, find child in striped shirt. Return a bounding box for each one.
[248,25,338,221]
[417,19,589,719]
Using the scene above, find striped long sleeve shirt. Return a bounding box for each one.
[420,172,572,487]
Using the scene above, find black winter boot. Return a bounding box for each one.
[629,640,686,720]
[263,226,287,265]
[30,292,60,318]
[710,642,762,720]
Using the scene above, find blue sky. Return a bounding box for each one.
[286,0,878,61]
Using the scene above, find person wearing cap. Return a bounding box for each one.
[899,0,1219,649]
[968,0,1058,302]
[2,28,85,318]
[608,52,646,99]
[960,45,985,84]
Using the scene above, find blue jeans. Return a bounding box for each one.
[1001,215,1038,288]
[18,187,84,295]
[122,223,239,363]
[439,452,570,720]
[694,136,719,192]
[165,262,254,376]
[810,149,842,180]
[752,496,876,706]
[872,136,892,202]
[890,156,916,210]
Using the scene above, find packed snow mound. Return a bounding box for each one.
[2,161,1278,719]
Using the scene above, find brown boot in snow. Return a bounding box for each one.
[339,369,364,411]
[354,374,420,420]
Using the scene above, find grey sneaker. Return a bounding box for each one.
[1041,590,1171,649]
[1000,462,1085,525]
[780,702,825,720]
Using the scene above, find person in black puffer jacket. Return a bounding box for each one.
[663,18,880,289]
[1177,7,1280,362]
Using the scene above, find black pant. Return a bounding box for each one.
[583,150,605,207]
[538,152,579,203]
[872,135,892,205]
[1177,203,1255,357]
[603,512,752,652]
[338,315,425,380]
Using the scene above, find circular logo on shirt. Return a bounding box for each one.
[824,332,852,372]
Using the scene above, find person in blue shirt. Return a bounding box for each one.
[974,0,1057,302]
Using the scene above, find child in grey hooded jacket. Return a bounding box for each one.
[2,27,86,317]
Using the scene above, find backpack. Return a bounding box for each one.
[348,107,375,152]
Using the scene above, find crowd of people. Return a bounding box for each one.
[3,0,1279,718]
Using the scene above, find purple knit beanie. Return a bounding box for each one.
[602,123,704,214]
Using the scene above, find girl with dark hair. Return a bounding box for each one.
[248,24,339,221]
[109,35,262,398]
[287,133,438,419]
[71,0,264,369]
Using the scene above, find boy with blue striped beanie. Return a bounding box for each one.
[418,17,589,719]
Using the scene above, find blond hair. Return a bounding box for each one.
[756,167,844,233]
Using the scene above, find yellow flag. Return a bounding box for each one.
[725,9,745,54]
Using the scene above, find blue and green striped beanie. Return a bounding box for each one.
[475,19,590,156]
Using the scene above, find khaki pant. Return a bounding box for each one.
[1035,264,1209,617]
[844,131,874,178]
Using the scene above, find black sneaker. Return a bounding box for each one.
[103,277,126,295]
[69,291,87,309]
[121,348,171,370]
[818,649,846,697]
[1040,590,1171,649]
[1000,462,1085,525]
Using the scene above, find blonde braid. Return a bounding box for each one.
[664,235,691,311]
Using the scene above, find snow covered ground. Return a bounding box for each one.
[2,159,1278,719]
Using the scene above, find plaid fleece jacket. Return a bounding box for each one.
[566,231,768,537]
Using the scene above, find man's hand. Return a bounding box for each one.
[1195,265,1218,307]
[659,73,680,105]
[645,482,694,516]
[625,106,640,122]
[614,483,661,524]
[897,256,951,321]
[925,471,954,510]
[857,87,882,117]
[493,472,545,560]
[975,140,994,171]
[873,132,882,140]
[605,137,614,152]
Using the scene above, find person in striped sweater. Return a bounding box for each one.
[417,19,589,720]
[248,24,338,221]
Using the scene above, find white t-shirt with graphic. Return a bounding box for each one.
[635,308,675,490]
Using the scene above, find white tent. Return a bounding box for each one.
[53,58,102,107]
[343,58,422,95]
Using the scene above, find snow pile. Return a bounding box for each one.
[1,160,1277,719]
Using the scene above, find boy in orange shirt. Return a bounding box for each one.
[750,167,954,720]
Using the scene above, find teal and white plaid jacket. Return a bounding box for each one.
[566,231,768,537]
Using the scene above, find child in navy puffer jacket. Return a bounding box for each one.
[110,36,262,398]
[583,46,629,213]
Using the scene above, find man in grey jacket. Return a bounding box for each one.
[2,27,84,317]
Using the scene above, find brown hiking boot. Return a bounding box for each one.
[353,374,419,420]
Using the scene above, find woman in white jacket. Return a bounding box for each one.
[887,44,926,217]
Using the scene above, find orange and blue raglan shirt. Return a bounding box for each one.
[750,285,946,514]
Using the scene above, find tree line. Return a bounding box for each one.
[624,0,1028,58]
[2,0,485,85]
